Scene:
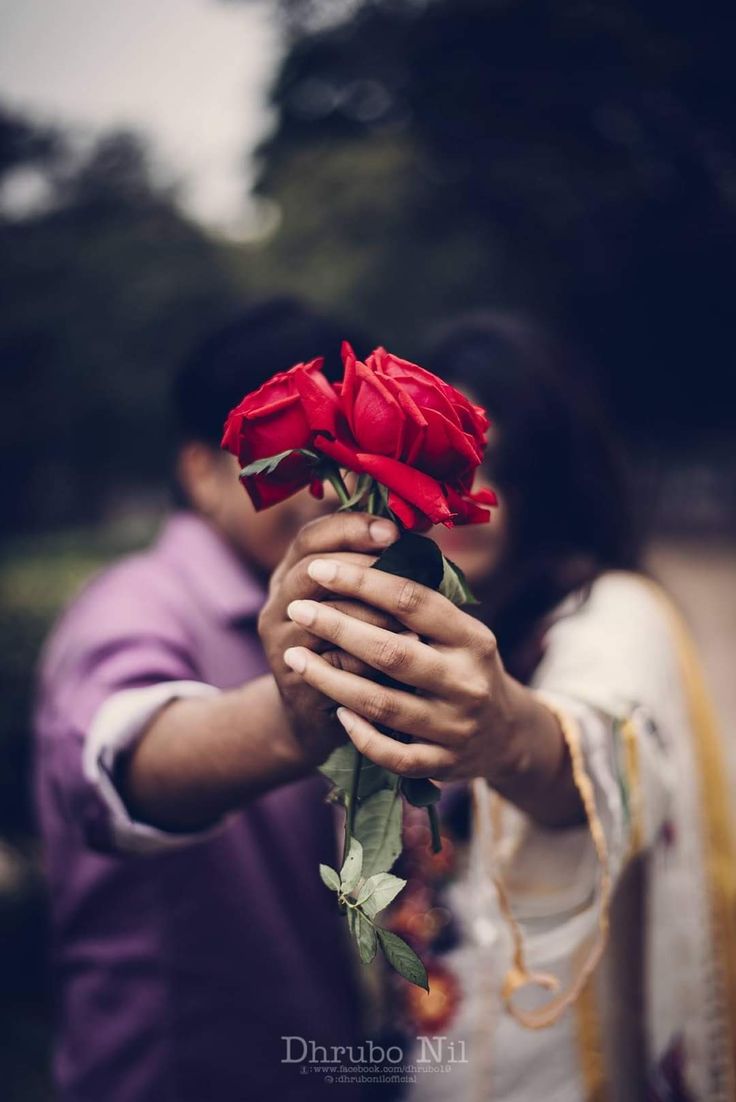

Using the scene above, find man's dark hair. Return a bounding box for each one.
[172,298,369,446]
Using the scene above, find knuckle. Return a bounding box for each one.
[373,637,408,673]
[322,608,343,644]
[362,690,397,724]
[350,565,368,595]
[392,748,415,776]
[474,629,498,661]
[292,519,315,556]
[455,716,477,743]
[396,579,422,614]
[464,676,489,707]
[323,648,353,672]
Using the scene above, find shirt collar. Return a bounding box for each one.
[155,511,267,624]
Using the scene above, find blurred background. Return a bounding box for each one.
[1,1,735,1095]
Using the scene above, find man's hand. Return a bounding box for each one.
[258,512,401,765]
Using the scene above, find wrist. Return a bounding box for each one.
[488,679,584,828]
[277,692,342,773]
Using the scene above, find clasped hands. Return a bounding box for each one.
[258,512,582,826]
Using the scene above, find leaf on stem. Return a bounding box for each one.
[440,554,479,605]
[240,448,322,479]
[340,836,363,894]
[320,743,392,800]
[353,787,403,878]
[240,450,297,477]
[356,872,406,918]
[319,864,341,893]
[376,928,429,991]
[348,908,378,964]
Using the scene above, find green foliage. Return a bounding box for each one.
[376,927,429,991]
[440,554,478,605]
[353,787,402,878]
[319,863,341,892]
[348,907,377,964]
[356,872,405,918]
[318,823,427,987]
[319,742,391,799]
[241,449,299,477]
[0,123,243,533]
[239,0,736,443]
[339,835,364,893]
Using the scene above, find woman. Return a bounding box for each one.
[277,314,736,1100]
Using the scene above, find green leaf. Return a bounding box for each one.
[348,907,377,964]
[439,554,479,605]
[356,872,406,918]
[401,776,442,807]
[319,743,391,800]
[240,449,296,478]
[376,928,429,991]
[353,788,403,878]
[340,836,363,894]
[319,864,341,892]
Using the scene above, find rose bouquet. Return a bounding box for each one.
[222,343,496,990]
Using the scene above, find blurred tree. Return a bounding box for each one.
[0,114,243,534]
[234,0,736,445]
[0,106,62,177]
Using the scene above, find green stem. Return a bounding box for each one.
[326,467,351,508]
[427,805,442,854]
[342,749,363,864]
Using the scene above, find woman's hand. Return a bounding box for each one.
[281,556,584,827]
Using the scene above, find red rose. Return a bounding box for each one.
[221,358,340,509]
[367,347,488,480]
[314,343,496,529]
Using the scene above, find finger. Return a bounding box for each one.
[285,598,457,695]
[279,552,378,606]
[305,558,489,649]
[321,648,374,677]
[335,707,456,779]
[271,512,398,589]
[324,599,405,634]
[281,646,464,746]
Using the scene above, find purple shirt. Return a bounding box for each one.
[34,513,364,1101]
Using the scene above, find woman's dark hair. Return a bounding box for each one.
[172,297,369,446]
[425,312,639,677]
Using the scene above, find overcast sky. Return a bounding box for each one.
[0,0,280,237]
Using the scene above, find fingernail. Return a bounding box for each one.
[287,599,317,626]
[307,559,338,584]
[369,519,396,544]
[283,647,307,673]
[335,706,354,732]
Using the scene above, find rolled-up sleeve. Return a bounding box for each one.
[84,680,222,855]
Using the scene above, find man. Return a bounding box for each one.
[34,300,398,1101]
